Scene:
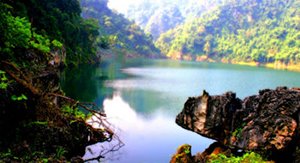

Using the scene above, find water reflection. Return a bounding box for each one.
[60,64,99,102]
[83,93,213,163]
[60,63,118,105]
[61,59,300,163]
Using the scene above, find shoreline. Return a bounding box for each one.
[167,55,300,72]
[230,60,300,72]
[99,49,300,73]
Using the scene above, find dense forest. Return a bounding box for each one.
[1,0,102,66]
[156,0,300,64]
[113,0,225,40]
[0,0,125,161]
[81,0,161,57]
[111,0,300,69]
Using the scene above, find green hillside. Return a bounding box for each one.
[1,0,100,65]
[81,0,161,57]
[144,4,183,40]
[155,0,300,67]
[119,0,225,40]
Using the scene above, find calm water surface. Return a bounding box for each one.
[61,59,300,163]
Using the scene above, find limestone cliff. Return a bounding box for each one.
[176,87,300,162]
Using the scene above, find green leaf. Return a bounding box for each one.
[19,94,27,100]
[1,76,7,81]
[51,39,63,48]
[0,83,8,89]
[11,94,27,101]
[11,95,18,101]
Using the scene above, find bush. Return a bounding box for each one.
[210,152,269,163]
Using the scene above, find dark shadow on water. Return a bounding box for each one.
[60,63,116,105]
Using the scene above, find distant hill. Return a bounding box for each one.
[113,0,225,40]
[81,0,160,57]
[109,0,300,68]
[144,4,183,40]
[155,0,300,65]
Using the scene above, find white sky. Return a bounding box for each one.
[108,0,162,13]
[108,0,140,13]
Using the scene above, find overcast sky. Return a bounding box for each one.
[107,0,138,13]
[108,0,162,13]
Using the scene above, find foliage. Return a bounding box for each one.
[80,0,161,56]
[232,123,246,138]
[118,0,225,36]
[62,105,86,120]
[0,70,8,89]
[0,149,13,159]
[210,152,268,163]
[0,2,116,162]
[0,3,52,56]
[51,40,63,49]
[0,148,64,162]
[144,4,184,40]
[54,146,67,159]
[98,36,111,49]
[155,0,300,64]
[3,0,100,65]
[11,94,27,101]
[29,33,51,53]
[232,127,243,139]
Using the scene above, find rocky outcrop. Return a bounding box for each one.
[176,87,300,162]
[0,49,111,161]
[170,144,193,163]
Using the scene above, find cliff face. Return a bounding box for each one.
[0,49,110,161]
[176,87,300,162]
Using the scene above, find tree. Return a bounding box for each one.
[203,41,211,55]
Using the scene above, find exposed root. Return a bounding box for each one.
[0,60,123,161]
[48,93,124,160]
[1,61,39,95]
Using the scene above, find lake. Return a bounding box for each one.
[60,58,300,163]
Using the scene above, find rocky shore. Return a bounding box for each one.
[0,49,111,162]
[173,87,300,162]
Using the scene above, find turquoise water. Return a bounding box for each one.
[61,59,300,163]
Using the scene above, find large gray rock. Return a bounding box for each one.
[176,87,300,161]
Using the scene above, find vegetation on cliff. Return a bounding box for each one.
[155,0,300,66]
[170,142,270,162]
[209,152,269,163]
[0,1,119,161]
[110,0,300,69]
[3,0,102,65]
[81,0,161,57]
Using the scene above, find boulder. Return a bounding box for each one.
[170,142,231,163]
[170,144,193,163]
[176,87,300,162]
